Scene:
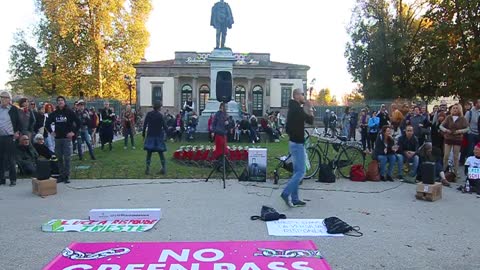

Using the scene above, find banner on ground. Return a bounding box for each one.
[267,219,343,237]
[42,219,158,233]
[43,241,331,270]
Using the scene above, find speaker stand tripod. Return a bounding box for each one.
[205,135,240,188]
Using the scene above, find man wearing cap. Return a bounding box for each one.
[45,96,81,183]
[75,100,96,160]
[0,91,22,186]
[378,104,390,129]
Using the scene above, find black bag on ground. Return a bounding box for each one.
[323,216,363,237]
[421,162,436,184]
[36,159,51,180]
[317,162,335,183]
[250,206,287,222]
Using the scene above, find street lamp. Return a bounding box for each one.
[124,75,133,105]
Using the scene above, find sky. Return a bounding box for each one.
[0,0,357,98]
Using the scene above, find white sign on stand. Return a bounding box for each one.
[248,148,267,182]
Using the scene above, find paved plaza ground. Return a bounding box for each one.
[1,177,479,270]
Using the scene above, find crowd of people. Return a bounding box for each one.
[0,91,145,186]
[324,100,480,190]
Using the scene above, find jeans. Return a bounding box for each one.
[377,154,396,177]
[0,136,17,183]
[124,127,135,147]
[55,138,73,180]
[77,129,95,159]
[282,142,306,203]
[443,144,461,174]
[467,133,479,157]
[406,155,419,177]
[360,127,368,151]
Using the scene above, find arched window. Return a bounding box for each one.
[235,85,246,112]
[199,84,210,113]
[180,84,193,109]
[252,85,263,117]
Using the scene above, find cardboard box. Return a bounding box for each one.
[89,208,162,221]
[246,148,267,182]
[32,178,57,197]
[416,182,442,202]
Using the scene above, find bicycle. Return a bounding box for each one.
[304,128,365,179]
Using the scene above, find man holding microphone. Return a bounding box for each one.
[281,88,314,207]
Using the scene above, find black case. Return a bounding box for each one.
[421,162,436,185]
[36,159,51,180]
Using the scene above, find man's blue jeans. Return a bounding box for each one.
[55,138,73,180]
[377,154,396,177]
[395,154,419,177]
[124,127,135,147]
[282,142,306,203]
[467,133,479,157]
[77,129,95,159]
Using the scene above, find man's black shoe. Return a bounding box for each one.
[280,193,291,207]
[387,175,394,182]
[56,178,63,183]
[381,176,386,181]
[9,180,16,186]
[292,200,306,207]
[64,178,70,184]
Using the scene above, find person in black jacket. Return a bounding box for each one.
[280,88,314,208]
[45,96,81,183]
[0,91,22,186]
[99,101,115,150]
[396,125,419,181]
[143,101,168,175]
[374,125,397,181]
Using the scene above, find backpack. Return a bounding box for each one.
[317,163,336,183]
[250,206,287,222]
[323,217,363,237]
[350,164,366,181]
[366,160,380,181]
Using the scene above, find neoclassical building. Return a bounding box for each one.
[134,51,309,116]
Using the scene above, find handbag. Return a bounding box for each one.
[323,217,363,237]
[250,206,287,222]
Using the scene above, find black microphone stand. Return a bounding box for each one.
[205,132,240,188]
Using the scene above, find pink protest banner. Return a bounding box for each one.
[43,240,331,270]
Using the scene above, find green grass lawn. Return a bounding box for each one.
[71,135,292,180]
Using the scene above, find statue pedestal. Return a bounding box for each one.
[197,48,241,132]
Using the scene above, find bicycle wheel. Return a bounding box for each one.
[304,146,321,179]
[337,146,365,179]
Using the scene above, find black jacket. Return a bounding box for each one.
[374,134,395,157]
[398,135,419,156]
[286,100,314,144]
[6,105,22,134]
[143,110,167,139]
[45,107,80,139]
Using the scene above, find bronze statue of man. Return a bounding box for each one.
[210,0,234,49]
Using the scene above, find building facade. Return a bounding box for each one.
[134,51,309,116]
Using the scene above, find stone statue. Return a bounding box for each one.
[210,0,234,49]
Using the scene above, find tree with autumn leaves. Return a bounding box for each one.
[345,0,480,102]
[8,0,152,101]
